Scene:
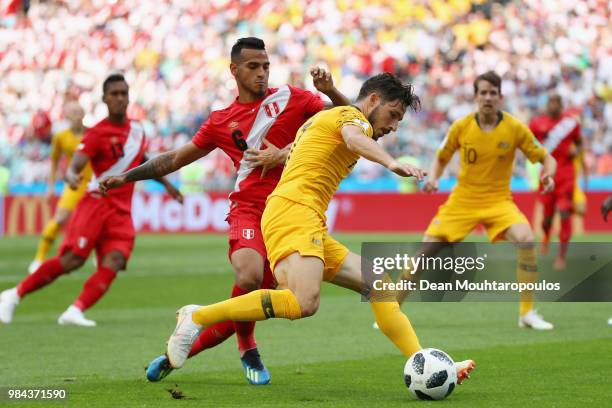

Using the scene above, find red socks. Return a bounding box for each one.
[559,215,572,258]
[189,320,235,357]
[233,284,257,353]
[73,266,117,311]
[17,257,64,298]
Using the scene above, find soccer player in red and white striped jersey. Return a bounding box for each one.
[0,74,182,327]
[529,93,583,269]
[100,37,349,385]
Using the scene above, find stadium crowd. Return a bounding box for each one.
[1,0,610,192]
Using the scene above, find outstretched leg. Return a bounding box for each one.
[166,253,320,369]
[0,251,85,324]
[331,252,474,383]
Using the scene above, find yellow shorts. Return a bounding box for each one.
[261,196,349,282]
[56,180,88,211]
[572,184,586,208]
[425,199,529,242]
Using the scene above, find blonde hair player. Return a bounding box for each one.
[28,101,93,274]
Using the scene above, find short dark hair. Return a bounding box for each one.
[356,73,420,112]
[231,37,266,62]
[473,71,501,95]
[102,73,127,94]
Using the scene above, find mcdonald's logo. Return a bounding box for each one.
[6,196,52,236]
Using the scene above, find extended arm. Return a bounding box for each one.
[311,67,351,107]
[99,142,210,193]
[341,125,426,179]
[423,156,449,193]
[143,154,184,203]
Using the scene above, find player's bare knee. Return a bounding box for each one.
[233,264,263,291]
[101,252,126,271]
[295,290,320,317]
[59,252,85,271]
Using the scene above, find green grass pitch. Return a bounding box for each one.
[1,233,611,407]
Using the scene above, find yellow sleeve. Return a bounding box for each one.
[335,107,373,138]
[50,132,62,162]
[436,120,461,162]
[517,122,547,163]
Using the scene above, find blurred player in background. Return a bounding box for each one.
[0,74,181,327]
[393,71,557,330]
[28,101,93,274]
[100,37,349,385]
[148,73,475,386]
[529,93,583,270]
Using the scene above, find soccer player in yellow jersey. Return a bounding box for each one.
[163,73,475,384]
[400,71,557,330]
[29,102,93,274]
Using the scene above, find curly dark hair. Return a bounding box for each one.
[356,73,420,112]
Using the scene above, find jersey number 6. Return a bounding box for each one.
[232,130,248,151]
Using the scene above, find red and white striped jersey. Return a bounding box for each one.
[192,85,324,213]
[529,113,580,182]
[78,118,147,213]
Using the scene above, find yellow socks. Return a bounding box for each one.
[34,220,61,261]
[371,301,422,357]
[192,289,302,327]
[517,244,537,316]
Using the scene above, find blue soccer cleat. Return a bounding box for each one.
[241,348,271,385]
[146,354,174,382]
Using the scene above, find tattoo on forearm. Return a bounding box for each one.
[125,152,176,182]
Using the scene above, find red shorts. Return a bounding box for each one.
[539,177,575,216]
[59,195,134,267]
[227,208,275,287]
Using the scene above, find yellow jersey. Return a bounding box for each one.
[270,106,373,218]
[51,128,93,181]
[437,111,546,203]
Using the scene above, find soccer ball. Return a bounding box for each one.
[403,348,457,400]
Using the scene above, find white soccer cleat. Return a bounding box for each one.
[455,359,476,385]
[58,305,97,327]
[28,260,42,275]
[0,288,20,324]
[519,310,553,330]
[608,317,612,326]
[372,321,379,330]
[167,305,203,369]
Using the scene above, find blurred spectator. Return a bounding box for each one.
[1,0,610,191]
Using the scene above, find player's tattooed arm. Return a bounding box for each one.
[310,67,350,107]
[141,154,184,204]
[99,142,210,193]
